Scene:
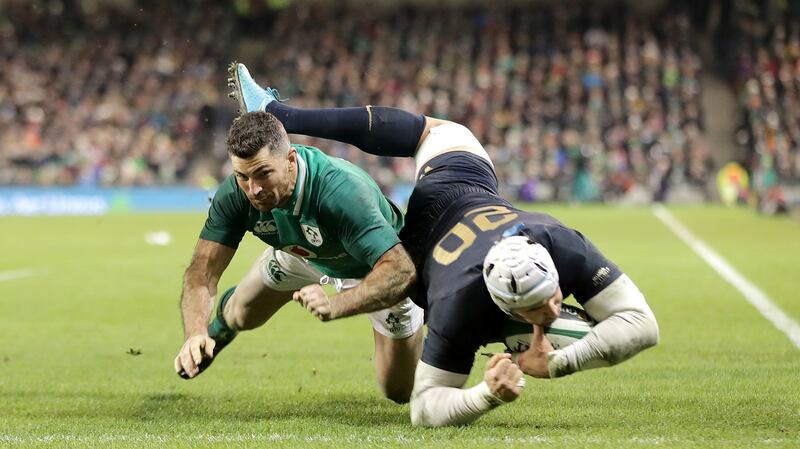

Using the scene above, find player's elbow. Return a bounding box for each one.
[606,308,659,365]
[403,263,418,296]
[390,246,418,299]
[409,396,441,427]
[643,310,659,349]
[409,386,446,427]
[410,403,427,427]
[634,306,659,352]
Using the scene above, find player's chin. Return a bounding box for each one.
[250,200,274,212]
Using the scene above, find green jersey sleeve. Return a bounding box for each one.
[317,171,402,268]
[199,175,250,249]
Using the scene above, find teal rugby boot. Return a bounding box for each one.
[227,62,283,114]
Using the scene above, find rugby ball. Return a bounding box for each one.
[502,304,595,352]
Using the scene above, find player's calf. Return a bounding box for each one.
[369,299,424,403]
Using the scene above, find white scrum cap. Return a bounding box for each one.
[482,235,560,313]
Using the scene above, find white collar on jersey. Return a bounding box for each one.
[292,151,307,216]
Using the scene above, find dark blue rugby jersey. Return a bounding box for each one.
[400,151,622,374]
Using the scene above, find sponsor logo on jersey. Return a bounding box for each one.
[267,259,287,283]
[418,165,433,181]
[253,220,278,235]
[282,245,317,259]
[592,266,611,286]
[301,224,323,247]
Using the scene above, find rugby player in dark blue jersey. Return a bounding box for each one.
[231,63,659,427]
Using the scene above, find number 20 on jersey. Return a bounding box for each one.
[432,205,519,266]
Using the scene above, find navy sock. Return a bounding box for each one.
[266,103,425,157]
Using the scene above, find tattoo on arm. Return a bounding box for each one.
[331,244,416,318]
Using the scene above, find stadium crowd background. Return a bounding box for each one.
[1,0,798,208]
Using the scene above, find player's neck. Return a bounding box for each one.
[277,160,299,209]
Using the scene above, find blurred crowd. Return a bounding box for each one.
[0,1,230,186]
[255,3,710,201]
[734,6,800,194]
[1,1,713,203]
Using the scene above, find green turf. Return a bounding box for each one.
[1,206,798,448]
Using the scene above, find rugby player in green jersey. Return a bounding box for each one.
[173,111,424,403]
[226,63,658,426]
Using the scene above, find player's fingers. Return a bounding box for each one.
[173,355,182,374]
[180,351,196,377]
[507,357,523,373]
[486,352,511,369]
[298,284,317,297]
[204,338,216,358]
[315,304,330,321]
[506,366,525,395]
[493,357,513,374]
[190,341,204,366]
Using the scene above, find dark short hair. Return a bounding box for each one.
[226,111,289,159]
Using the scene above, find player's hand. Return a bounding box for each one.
[484,353,525,403]
[293,284,336,321]
[174,334,215,379]
[517,324,555,378]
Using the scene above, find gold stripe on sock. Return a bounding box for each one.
[366,105,373,131]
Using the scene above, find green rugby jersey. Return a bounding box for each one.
[200,144,403,279]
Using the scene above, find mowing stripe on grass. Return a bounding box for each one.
[653,205,800,349]
[0,433,792,445]
[0,433,553,445]
[0,268,34,282]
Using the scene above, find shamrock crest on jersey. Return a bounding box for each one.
[301,223,323,247]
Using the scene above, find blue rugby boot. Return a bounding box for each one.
[227,62,282,114]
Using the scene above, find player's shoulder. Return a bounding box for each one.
[519,210,572,235]
[292,144,322,158]
[298,152,385,220]
[316,158,378,198]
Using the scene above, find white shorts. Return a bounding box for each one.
[414,122,493,175]
[258,247,424,339]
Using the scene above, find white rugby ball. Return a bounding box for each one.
[503,304,595,352]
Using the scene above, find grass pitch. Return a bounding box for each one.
[0,205,798,448]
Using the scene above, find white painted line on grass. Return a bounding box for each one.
[653,205,800,349]
[0,268,35,282]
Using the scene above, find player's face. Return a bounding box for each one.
[512,288,563,326]
[231,145,297,213]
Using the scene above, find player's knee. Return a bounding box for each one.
[223,300,251,331]
[381,382,413,404]
[223,295,266,331]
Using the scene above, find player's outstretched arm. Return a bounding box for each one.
[294,243,416,321]
[174,239,236,378]
[548,275,659,378]
[410,354,524,427]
